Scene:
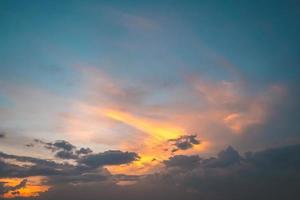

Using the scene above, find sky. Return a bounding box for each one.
[0,0,300,199]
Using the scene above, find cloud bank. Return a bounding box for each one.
[1,142,300,199]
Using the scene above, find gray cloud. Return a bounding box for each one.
[246,144,300,170]
[0,151,74,178]
[0,146,139,186]
[168,135,200,151]
[163,155,201,169]
[2,144,300,200]
[0,138,140,197]
[30,139,93,160]
[203,146,240,168]
[79,150,140,168]
[36,140,76,152]
[76,147,93,155]
[55,150,79,160]
[23,142,300,200]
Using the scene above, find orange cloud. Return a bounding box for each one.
[0,177,49,199]
[102,108,183,174]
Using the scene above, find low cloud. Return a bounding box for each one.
[0,140,139,188]
[0,179,27,195]
[163,155,201,169]
[76,148,93,155]
[14,143,298,200]
[168,135,201,152]
[1,140,300,200]
[34,139,75,152]
[30,139,93,160]
[79,150,140,168]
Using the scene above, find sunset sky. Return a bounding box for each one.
[1,1,300,199]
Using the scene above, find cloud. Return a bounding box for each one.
[55,151,78,160]
[76,148,93,155]
[163,155,201,169]
[0,179,27,195]
[79,150,140,168]
[32,139,93,160]
[163,146,240,170]
[1,67,291,178]
[37,140,76,152]
[246,144,300,170]
[0,152,73,178]
[0,142,139,179]
[203,146,240,168]
[10,143,297,200]
[0,133,5,139]
[168,135,200,151]
[55,67,290,175]
[0,139,140,199]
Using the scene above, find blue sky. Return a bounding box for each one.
[1,0,299,87]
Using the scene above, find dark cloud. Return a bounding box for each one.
[31,139,93,160]
[79,150,140,168]
[246,144,300,170]
[0,133,5,139]
[2,144,300,200]
[144,144,300,200]
[42,140,76,152]
[76,147,93,155]
[203,146,240,168]
[55,150,78,160]
[21,142,300,200]
[0,152,66,168]
[168,135,200,151]
[0,142,140,195]
[163,155,201,169]
[0,151,74,178]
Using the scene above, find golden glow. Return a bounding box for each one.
[107,141,210,175]
[101,108,210,174]
[107,153,163,175]
[103,108,183,174]
[104,109,183,140]
[63,67,280,175]
[0,177,49,199]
